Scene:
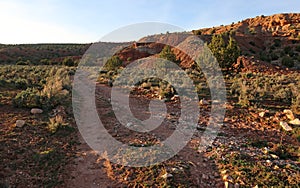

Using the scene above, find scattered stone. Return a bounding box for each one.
[126,122,133,127]
[283,109,295,120]
[280,121,293,131]
[259,111,266,118]
[223,175,233,182]
[270,154,279,159]
[289,118,300,126]
[199,98,209,105]
[171,95,179,101]
[262,147,269,154]
[274,165,280,170]
[224,117,230,122]
[31,108,43,114]
[161,173,173,179]
[15,120,25,128]
[224,181,234,188]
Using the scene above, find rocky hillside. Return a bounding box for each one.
[117,13,300,70]
[193,13,300,69]
[0,13,299,70]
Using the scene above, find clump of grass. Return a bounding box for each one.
[47,115,68,134]
[12,67,72,110]
[217,151,299,187]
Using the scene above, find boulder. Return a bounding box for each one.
[289,118,300,126]
[283,109,295,120]
[15,120,25,128]
[31,108,43,114]
[280,121,293,131]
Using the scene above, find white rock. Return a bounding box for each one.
[259,111,266,118]
[16,120,25,128]
[126,122,133,127]
[225,181,234,188]
[223,174,233,182]
[31,108,43,114]
[199,98,209,105]
[262,147,269,154]
[289,118,300,126]
[283,109,295,120]
[280,121,293,131]
[270,154,279,159]
[161,173,173,179]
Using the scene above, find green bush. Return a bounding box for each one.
[295,45,300,52]
[208,35,241,68]
[192,30,202,35]
[273,39,281,47]
[104,56,123,71]
[12,67,72,110]
[283,46,292,54]
[14,78,29,89]
[159,45,178,64]
[281,56,294,68]
[230,72,300,108]
[13,88,41,108]
[62,57,75,66]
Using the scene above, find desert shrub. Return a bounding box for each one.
[159,83,175,100]
[104,56,123,71]
[270,53,279,60]
[273,39,281,47]
[291,95,300,114]
[39,68,71,109]
[159,45,178,64]
[281,56,294,68]
[39,59,51,65]
[16,60,30,65]
[208,35,240,68]
[47,115,68,134]
[296,45,300,52]
[259,52,271,62]
[192,30,202,35]
[283,46,292,54]
[230,72,300,108]
[62,57,75,66]
[14,78,29,89]
[12,67,72,110]
[13,88,41,108]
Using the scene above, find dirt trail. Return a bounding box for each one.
[63,135,124,188]
[63,84,223,187]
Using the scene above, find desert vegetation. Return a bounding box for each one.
[1,13,300,187]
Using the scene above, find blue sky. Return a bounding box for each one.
[0,0,299,44]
